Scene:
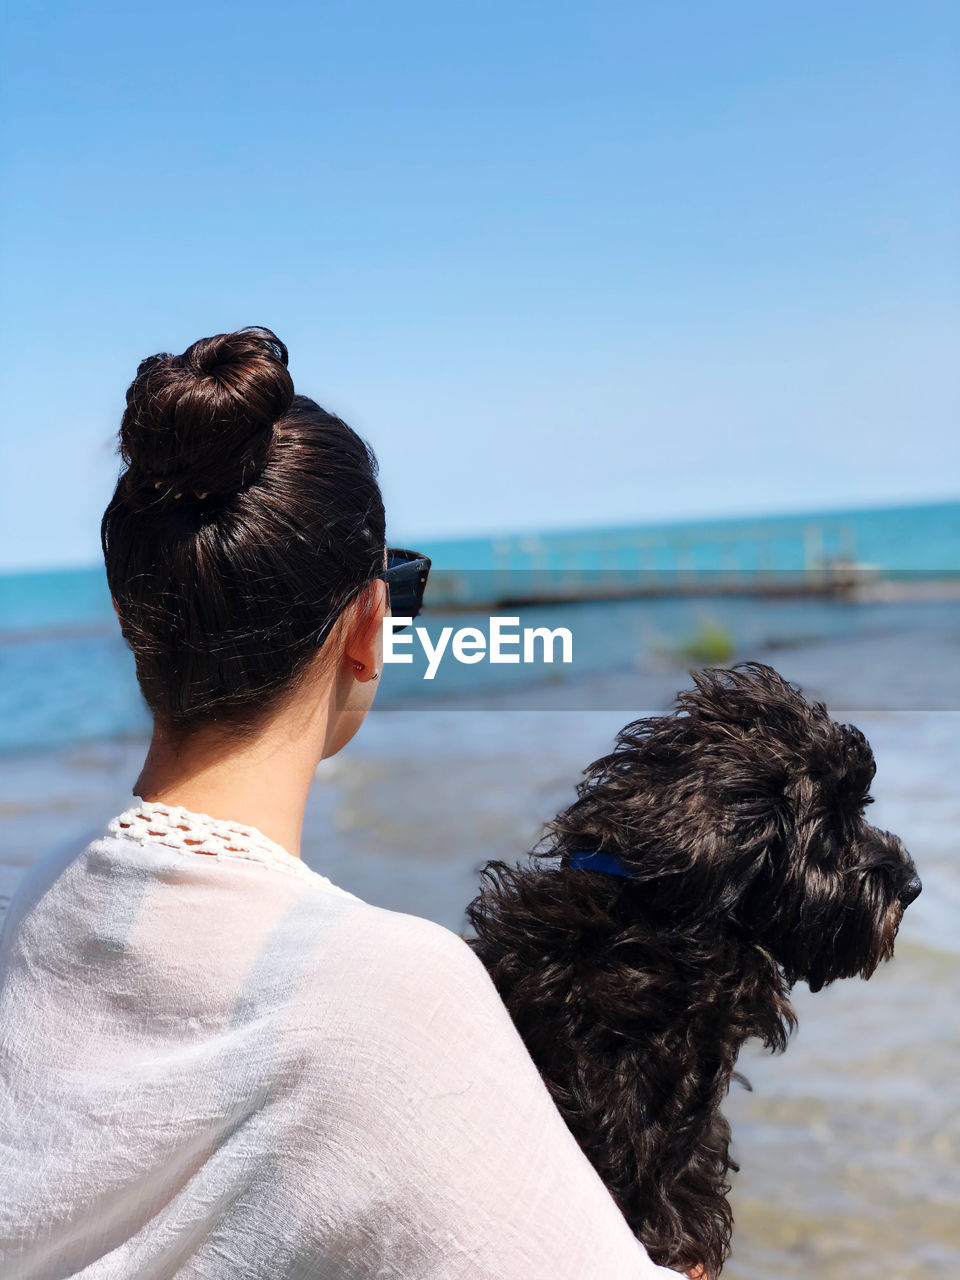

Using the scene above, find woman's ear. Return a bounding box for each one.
[342,579,387,682]
[111,596,121,622]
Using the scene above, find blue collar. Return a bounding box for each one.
[568,849,633,878]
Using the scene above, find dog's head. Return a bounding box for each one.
[546,663,920,993]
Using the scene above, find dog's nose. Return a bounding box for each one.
[898,874,922,907]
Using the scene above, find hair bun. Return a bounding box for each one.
[119,326,294,508]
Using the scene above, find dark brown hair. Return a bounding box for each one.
[101,326,386,730]
[466,665,917,1276]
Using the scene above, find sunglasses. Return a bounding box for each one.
[315,547,431,647]
[379,547,431,631]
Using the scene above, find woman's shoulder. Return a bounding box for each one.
[319,895,487,994]
[295,895,505,1052]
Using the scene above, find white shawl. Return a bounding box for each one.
[0,802,682,1279]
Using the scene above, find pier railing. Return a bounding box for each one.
[423,519,867,609]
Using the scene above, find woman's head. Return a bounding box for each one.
[102,327,386,742]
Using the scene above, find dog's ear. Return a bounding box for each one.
[680,665,877,833]
[806,720,876,818]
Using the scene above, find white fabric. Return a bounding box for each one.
[0,802,684,1279]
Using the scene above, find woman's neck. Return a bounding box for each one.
[133,713,324,860]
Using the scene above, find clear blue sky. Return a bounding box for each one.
[1,1,957,571]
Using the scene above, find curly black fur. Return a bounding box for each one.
[465,664,920,1278]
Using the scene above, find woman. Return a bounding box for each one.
[0,329,684,1279]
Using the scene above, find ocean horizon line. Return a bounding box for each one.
[2,494,960,582]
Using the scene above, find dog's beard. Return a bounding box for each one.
[876,896,905,966]
[766,866,906,994]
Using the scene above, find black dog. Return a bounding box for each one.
[466,663,920,1279]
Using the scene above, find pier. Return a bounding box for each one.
[424,519,870,609]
